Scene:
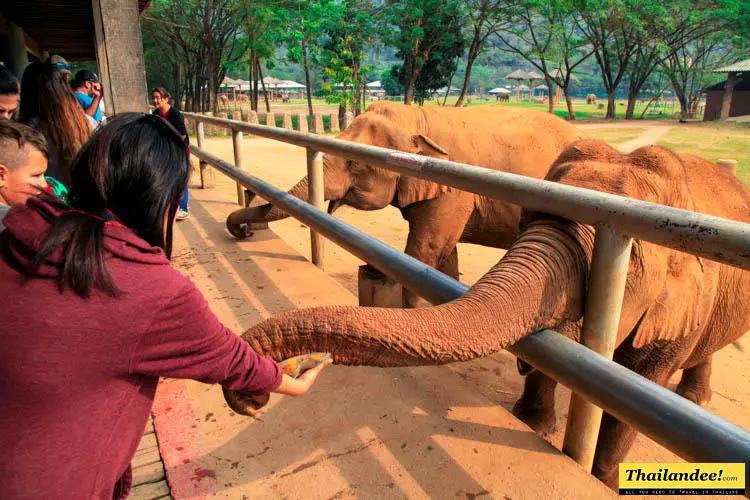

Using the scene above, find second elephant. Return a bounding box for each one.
[226,101,577,307]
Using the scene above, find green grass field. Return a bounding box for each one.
[218,96,680,122]
[657,122,750,185]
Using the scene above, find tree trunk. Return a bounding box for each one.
[606,91,616,119]
[546,76,554,114]
[302,38,314,119]
[257,60,270,113]
[404,75,416,105]
[456,40,479,107]
[563,86,575,121]
[338,101,346,127]
[625,91,637,120]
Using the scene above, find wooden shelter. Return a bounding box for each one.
[0,0,151,114]
[703,58,750,121]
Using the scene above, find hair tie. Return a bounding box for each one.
[66,208,122,226]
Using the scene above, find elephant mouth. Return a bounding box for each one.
[327,199,344,215]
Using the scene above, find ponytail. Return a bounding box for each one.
[32,207,121,298]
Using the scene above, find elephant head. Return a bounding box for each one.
[226,111,451,238]
[225,140,738,415]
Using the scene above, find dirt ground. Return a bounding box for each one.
[195,121,749,478]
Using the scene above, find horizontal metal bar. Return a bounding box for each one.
[192,144,750,465]
[517,331,750,464]
[184,111,750,270]
[191,146,466,305]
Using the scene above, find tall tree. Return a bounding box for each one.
[657,0,746,119]
[574,0,644,119]
[319,0,380,118]
[143,0,243,112]
[497,0,593,118]
[454,0,510,107]
[386,0,466,105]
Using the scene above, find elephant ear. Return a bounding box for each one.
[396,134,451,208]
[630,249,717,348]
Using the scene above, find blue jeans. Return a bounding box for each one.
[179,185,189,212]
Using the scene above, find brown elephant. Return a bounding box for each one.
[224,140,750,489]
[226,101,576,307]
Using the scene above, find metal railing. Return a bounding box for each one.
[184,112,750,473]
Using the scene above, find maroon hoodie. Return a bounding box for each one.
[0,198,282,499]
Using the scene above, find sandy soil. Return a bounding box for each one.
[196,123,749,479]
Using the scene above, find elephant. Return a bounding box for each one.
[226,101,577,307]
[224,139,750,489]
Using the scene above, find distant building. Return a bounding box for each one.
[703,58,749,121]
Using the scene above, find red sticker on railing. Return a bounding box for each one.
[386,152,426,169]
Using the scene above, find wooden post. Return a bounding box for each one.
[232,128,245,206]
[283,112,293,130]
[720,72,737,120]
[306,148,325,268]
[247,110,258,125]
[196,121,214,188]
[329,112,340,133]
[562,226,633,472]
[313,113,324,134]
[266,111,276,128]
[219,112,229,135]
[343,111,354,130]
[298,113,309,133]
[232,110,241,122]
[717,159,738,176]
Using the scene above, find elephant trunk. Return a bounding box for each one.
[242,221,594,367]
[226,176,310,238]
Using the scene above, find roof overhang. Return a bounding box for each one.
[1,0,150,61]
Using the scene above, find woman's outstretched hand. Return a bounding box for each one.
[274,358,333,396]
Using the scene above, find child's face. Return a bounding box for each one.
[0,146,48,206]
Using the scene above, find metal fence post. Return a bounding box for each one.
[231,128,245,206]
[562,225,633,471]
[306,148,325,269]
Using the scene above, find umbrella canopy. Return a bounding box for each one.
[517,84,531,91]
[526,70,544,80]
[506,69,530,80]
[549,68,580,82]
[534,84,549,90]
[488,87,511,94]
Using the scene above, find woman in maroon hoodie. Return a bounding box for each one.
[0,113,331,499]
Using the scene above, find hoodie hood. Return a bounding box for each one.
[1,197,169,278]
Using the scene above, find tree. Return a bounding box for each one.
[657,0,746,119]
[574,0,645,119]
[143,0,243,112]
[497,0,593,118]
[385,0,466,104]
[241,0,281,112]
[319,0,380,118]
[454,0,510,107]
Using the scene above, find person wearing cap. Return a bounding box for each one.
[72,69,104,123]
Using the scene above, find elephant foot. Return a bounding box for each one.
[512,400,557,436]
[592,465,619,492]
[676,381,712,406]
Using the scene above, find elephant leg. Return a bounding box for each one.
[592,346,679,490]
[401,195,473,308]
[676,356,713,406]
[512,370,558,435]
[437,246,459,280]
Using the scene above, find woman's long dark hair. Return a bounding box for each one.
[19,62,90,185]
[33,113,191,298]
[18,61,43,124]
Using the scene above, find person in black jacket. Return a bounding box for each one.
[151,87,190,220]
